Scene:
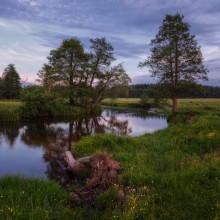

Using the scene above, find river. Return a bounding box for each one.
[0,107,167,185]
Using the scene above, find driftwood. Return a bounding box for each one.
[64,151,124,205]
[64,151,92,172]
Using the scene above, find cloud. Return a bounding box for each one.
[0,0,219,85]
[131,74,157,85]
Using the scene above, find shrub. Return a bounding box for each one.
[21,86,64,118]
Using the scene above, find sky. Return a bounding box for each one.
[0,0,220,85]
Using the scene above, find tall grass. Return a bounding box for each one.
[0,100,22,122]
[0,176,81,219]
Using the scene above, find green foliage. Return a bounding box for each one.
[139,13,208,113]
[20,86,101,118]
[140,85,168,108]
[139,93,152,108]
[38,37,131,109]
[0,78,3,99]
[107,85,130,100]
[0,100,22,122]
[127,84,220,99]
[21,86,59,118]
[1,64,21,99]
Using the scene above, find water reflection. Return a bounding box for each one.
[0,108,167,185]
[0,123,20,148]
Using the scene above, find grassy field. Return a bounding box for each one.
[102,98,141,108]
[0,98,220,219]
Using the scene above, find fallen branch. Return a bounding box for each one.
[64,151,91,172]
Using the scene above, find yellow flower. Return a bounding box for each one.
[207,132,216,139]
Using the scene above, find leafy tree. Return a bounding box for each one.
[37,64,55,94]
[38,37,131,109]
[37,38,87,105]
[0,77,3,99]
[2,64,21,99]
[139,13,208,114]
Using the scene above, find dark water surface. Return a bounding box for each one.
[0,108,167,185]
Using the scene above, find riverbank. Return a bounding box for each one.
[0,100,22,122]
[0,100,101,122]
[74,98,220,219]
[1,98,220,219]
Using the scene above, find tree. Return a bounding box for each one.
[2,64,21,99]
[45,38,86,105]
[37,64,55,94]
[139,13,208,114]
[0,77,3,99]
[38,37,131,109]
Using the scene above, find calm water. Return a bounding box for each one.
[0,108,167,185]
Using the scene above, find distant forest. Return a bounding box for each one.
[121,84,220,98]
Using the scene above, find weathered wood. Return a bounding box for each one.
[64,151,77,166]
[64,151,84,172]
[64,151,92,172]
[77,156,92,165]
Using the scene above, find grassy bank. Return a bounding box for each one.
[0,100,101,122]
[0,100,22,122]
[74,98,220,219]
[1,99,220,219]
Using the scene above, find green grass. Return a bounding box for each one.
[0,100,22,122]
[0,176,82,219]
[102,98,141,108]
[1,98,220,219]
[74,98,220,219]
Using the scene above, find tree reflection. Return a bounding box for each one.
[0,123,20,148]
[0,110,167,186]
[19,115,130,186]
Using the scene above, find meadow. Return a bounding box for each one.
[102,98,141,108]
[0,98,220,219]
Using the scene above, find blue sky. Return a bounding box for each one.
[0,0,220,85]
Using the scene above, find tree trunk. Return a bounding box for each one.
[64,151,91,172]
[172,97,178,114]
[69,84,74,105]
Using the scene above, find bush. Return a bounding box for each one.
[21,86,65,118]
[140,88,167,108]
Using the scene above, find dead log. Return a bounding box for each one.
[64,151,91,172]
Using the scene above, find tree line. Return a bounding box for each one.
[124,84,220,99]
[0,13,211,115]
